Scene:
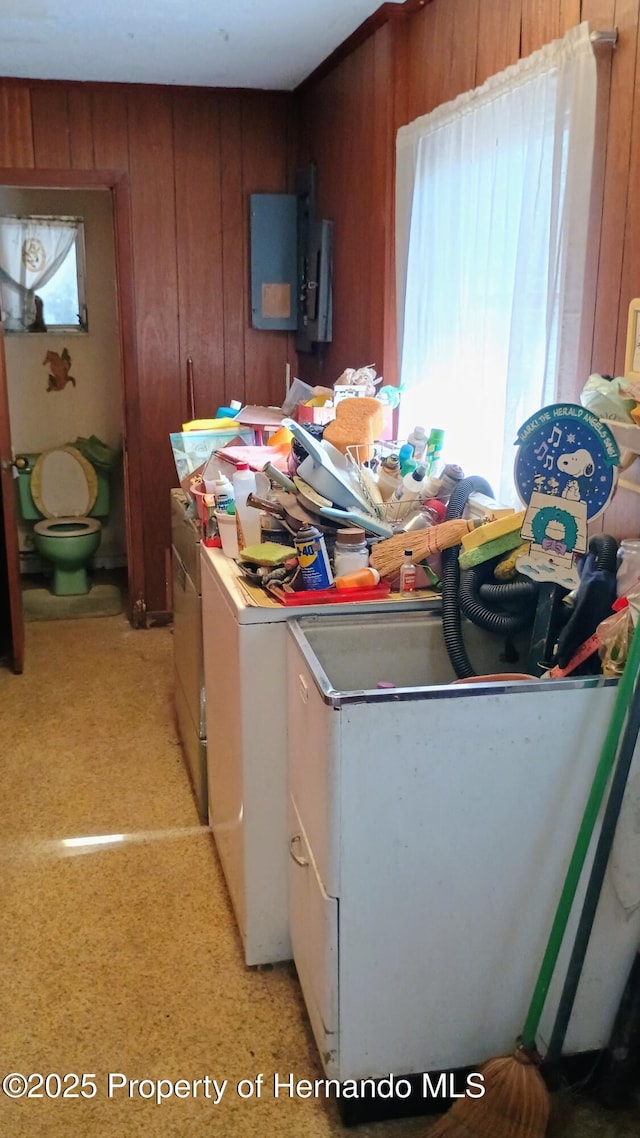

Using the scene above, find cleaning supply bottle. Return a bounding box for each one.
[392,464,427,519]
[435,463,465,503]
[425,428,445,475]
[400,458,418,478]
[213,474,235,512]
[407,425,428,462]
[398,443,415,468]
[376,454,402,502]
[232,463,261,550]
[399,550,417,595]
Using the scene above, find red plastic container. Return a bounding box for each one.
[278,581,392,606]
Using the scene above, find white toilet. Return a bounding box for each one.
[17,445,109,596]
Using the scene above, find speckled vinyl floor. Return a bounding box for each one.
[0,615,638,1137]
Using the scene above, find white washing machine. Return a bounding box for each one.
[200,546,441,965]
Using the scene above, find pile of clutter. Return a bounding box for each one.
[173,366,505,604]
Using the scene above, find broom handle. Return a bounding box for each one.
[521,615,640,1047]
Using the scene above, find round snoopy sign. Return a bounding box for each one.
[513,403,619,587]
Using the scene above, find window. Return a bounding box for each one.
[0,215,87,333]
[395,23,597,504]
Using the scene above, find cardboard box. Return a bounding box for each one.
[295,402,336,426]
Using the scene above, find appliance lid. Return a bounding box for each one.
[31,445,97,518]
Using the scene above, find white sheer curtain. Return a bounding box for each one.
[0,216,77,330]
[396,22,597,503]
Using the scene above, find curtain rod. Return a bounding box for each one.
[590,28,618,47]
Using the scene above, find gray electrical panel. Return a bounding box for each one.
[249,193,297,331]
[249,168,333,349]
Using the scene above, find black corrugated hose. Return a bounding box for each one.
[441,476,538,679]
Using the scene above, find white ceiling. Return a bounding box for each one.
[0,0,405,91]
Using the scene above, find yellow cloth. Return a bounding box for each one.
[182,418,240,431]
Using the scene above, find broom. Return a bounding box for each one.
[369,518,476,578]
[428,613,640,1138]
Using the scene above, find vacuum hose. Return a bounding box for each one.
[441,476,538,678]
[588,532,618,574]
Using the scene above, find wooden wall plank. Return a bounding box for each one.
[614,0,640,376]
[562,0,583,30]
[30,86,71,169]
[173,91,225,420]
[218,92,246,408]
[284,94,299,382]
[421,0,455,113]
[576,0,617,388]
[91,89,129,170]
[68,88,95,170]
[373,25,394,382]
[590,0,640,374]
[445,0,480,97]
[0,84,35,168]
[476,0,523,86]
[405,0,438,123]
[341,47,370,374]
[606,6,640,537]
[126,87,180,611]
[520,0,562,55]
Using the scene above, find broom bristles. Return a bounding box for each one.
[426,1050,549,1138]
[370,518,475,579]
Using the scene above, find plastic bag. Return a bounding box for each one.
[597,595,639,679]
[580,374,636,423]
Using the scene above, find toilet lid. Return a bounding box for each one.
[31,446,98,519]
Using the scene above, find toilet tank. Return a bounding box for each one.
[15,453,111,520]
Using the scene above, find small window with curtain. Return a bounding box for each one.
[0,214,87,333]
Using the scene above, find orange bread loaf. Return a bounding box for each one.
[323,397,384,460]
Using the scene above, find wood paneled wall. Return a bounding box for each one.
[297,24,396,389]
[1,0,638,618]
[297,0,640,538]
[0,80,296,614]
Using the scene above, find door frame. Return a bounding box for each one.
[0,313,24,672]
[0,168,144,625]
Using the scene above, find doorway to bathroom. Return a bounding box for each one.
[0,170,143,664]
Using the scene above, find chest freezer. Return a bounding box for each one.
[286,611,640,1081]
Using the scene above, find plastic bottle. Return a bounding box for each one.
[335,567,380,589]
[399,550,417,595]
[425,428,445,475]
[400,458,418,478]
[392,464,427,519]
[232,463,261,549]
[376,454,403,502]
[402,497,447,533]
[435,463,465,503]
[407,425,428,462]
[213,474,235,512]
[398,444,415,468]
[333,528,369,577]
